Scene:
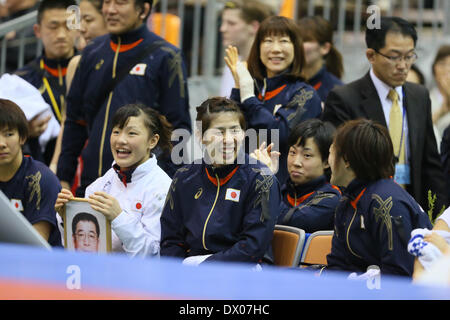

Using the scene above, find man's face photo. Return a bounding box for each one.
[73,220,99,252]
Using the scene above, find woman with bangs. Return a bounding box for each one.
[225,15,322,185]
[160,97,281,267]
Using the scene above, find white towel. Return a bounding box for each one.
[407,228,450,270]
[0,73,60,151]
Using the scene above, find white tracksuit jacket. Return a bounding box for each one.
[85,156,172,257]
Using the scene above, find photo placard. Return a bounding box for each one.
[62,198,112,253]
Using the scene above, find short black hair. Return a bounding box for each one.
[0,99,29,142]
[365,16,417,51]
[288,119,335,179]
[134,0,153,20]
[72,212,100,237]
[196,97,246,135]
[37,0,77,24]
[333,119,395,182]
[288,119,335,162]
[111,103,173,157]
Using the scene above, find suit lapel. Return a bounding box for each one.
[360,73,387,127]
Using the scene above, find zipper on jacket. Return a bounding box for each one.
[202,173,220,250]
[346,207,363,259]
[98,37,121,177]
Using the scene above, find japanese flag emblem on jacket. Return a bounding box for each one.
[11,199,24,211]
[225,188,240,202]
[130,63,147,76]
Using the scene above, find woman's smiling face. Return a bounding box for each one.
[260,33,294,78]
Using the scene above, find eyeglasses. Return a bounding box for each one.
[374,50,418,64]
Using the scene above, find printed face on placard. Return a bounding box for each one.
[65,200,111,253]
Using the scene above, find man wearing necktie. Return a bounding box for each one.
[323,17,448,219]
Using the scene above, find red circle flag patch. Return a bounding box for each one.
[225,188,240,202]
[136,202,142,210]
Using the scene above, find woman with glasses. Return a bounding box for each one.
[160,97,281,267]
[225,15,322,185]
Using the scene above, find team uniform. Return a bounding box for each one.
[230,73,322,185]
[326,178,432,276]
[15,55,71,163]
[58,24,191,196]
[160,154,282,265]
[0,156,62,247]
[306,66,343,102]
[277,175,341,233]
[83,156,172,257]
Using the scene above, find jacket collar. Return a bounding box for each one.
[308,66,327,85]
[343,178,369,207]
[285,175,327,198]
[203,150,248,186]
[40,55,72,73]
[110,23,149,45]
[112,155,157,187]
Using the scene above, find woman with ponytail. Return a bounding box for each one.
[55,103,173,257]
[298,16,344,102]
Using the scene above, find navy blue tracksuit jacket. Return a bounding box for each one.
[160,155,281,265]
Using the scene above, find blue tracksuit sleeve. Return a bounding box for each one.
[57,61,88,184]
[157,47,191,133]
[160,174,188,258]
[235,86,322,145]
[206,173,281,263]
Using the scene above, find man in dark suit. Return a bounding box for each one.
[323,17,448,218]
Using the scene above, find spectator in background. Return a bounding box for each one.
[225,15,322,185]
[219,0,273,97]
[15,0,77,166]
[49,0,108,174]
[0,0,39,73]
[0,99,61,247]
[430,45,450,146]
[297,16,344,103]
[57,0,191,197]
[326,119,432,277]
[406,64,425,85]
[323,17,448,219]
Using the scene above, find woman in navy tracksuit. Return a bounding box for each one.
[226,16,322,185]
[297,16,344,102]
[277,119,340,233]
[326,119,432,277]
[160,97,281,266]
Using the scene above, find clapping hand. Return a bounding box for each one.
[224,45,241,88]
[250,142,280,175]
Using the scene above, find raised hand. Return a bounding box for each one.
[250,142,280,174]
[224,45,241,88]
